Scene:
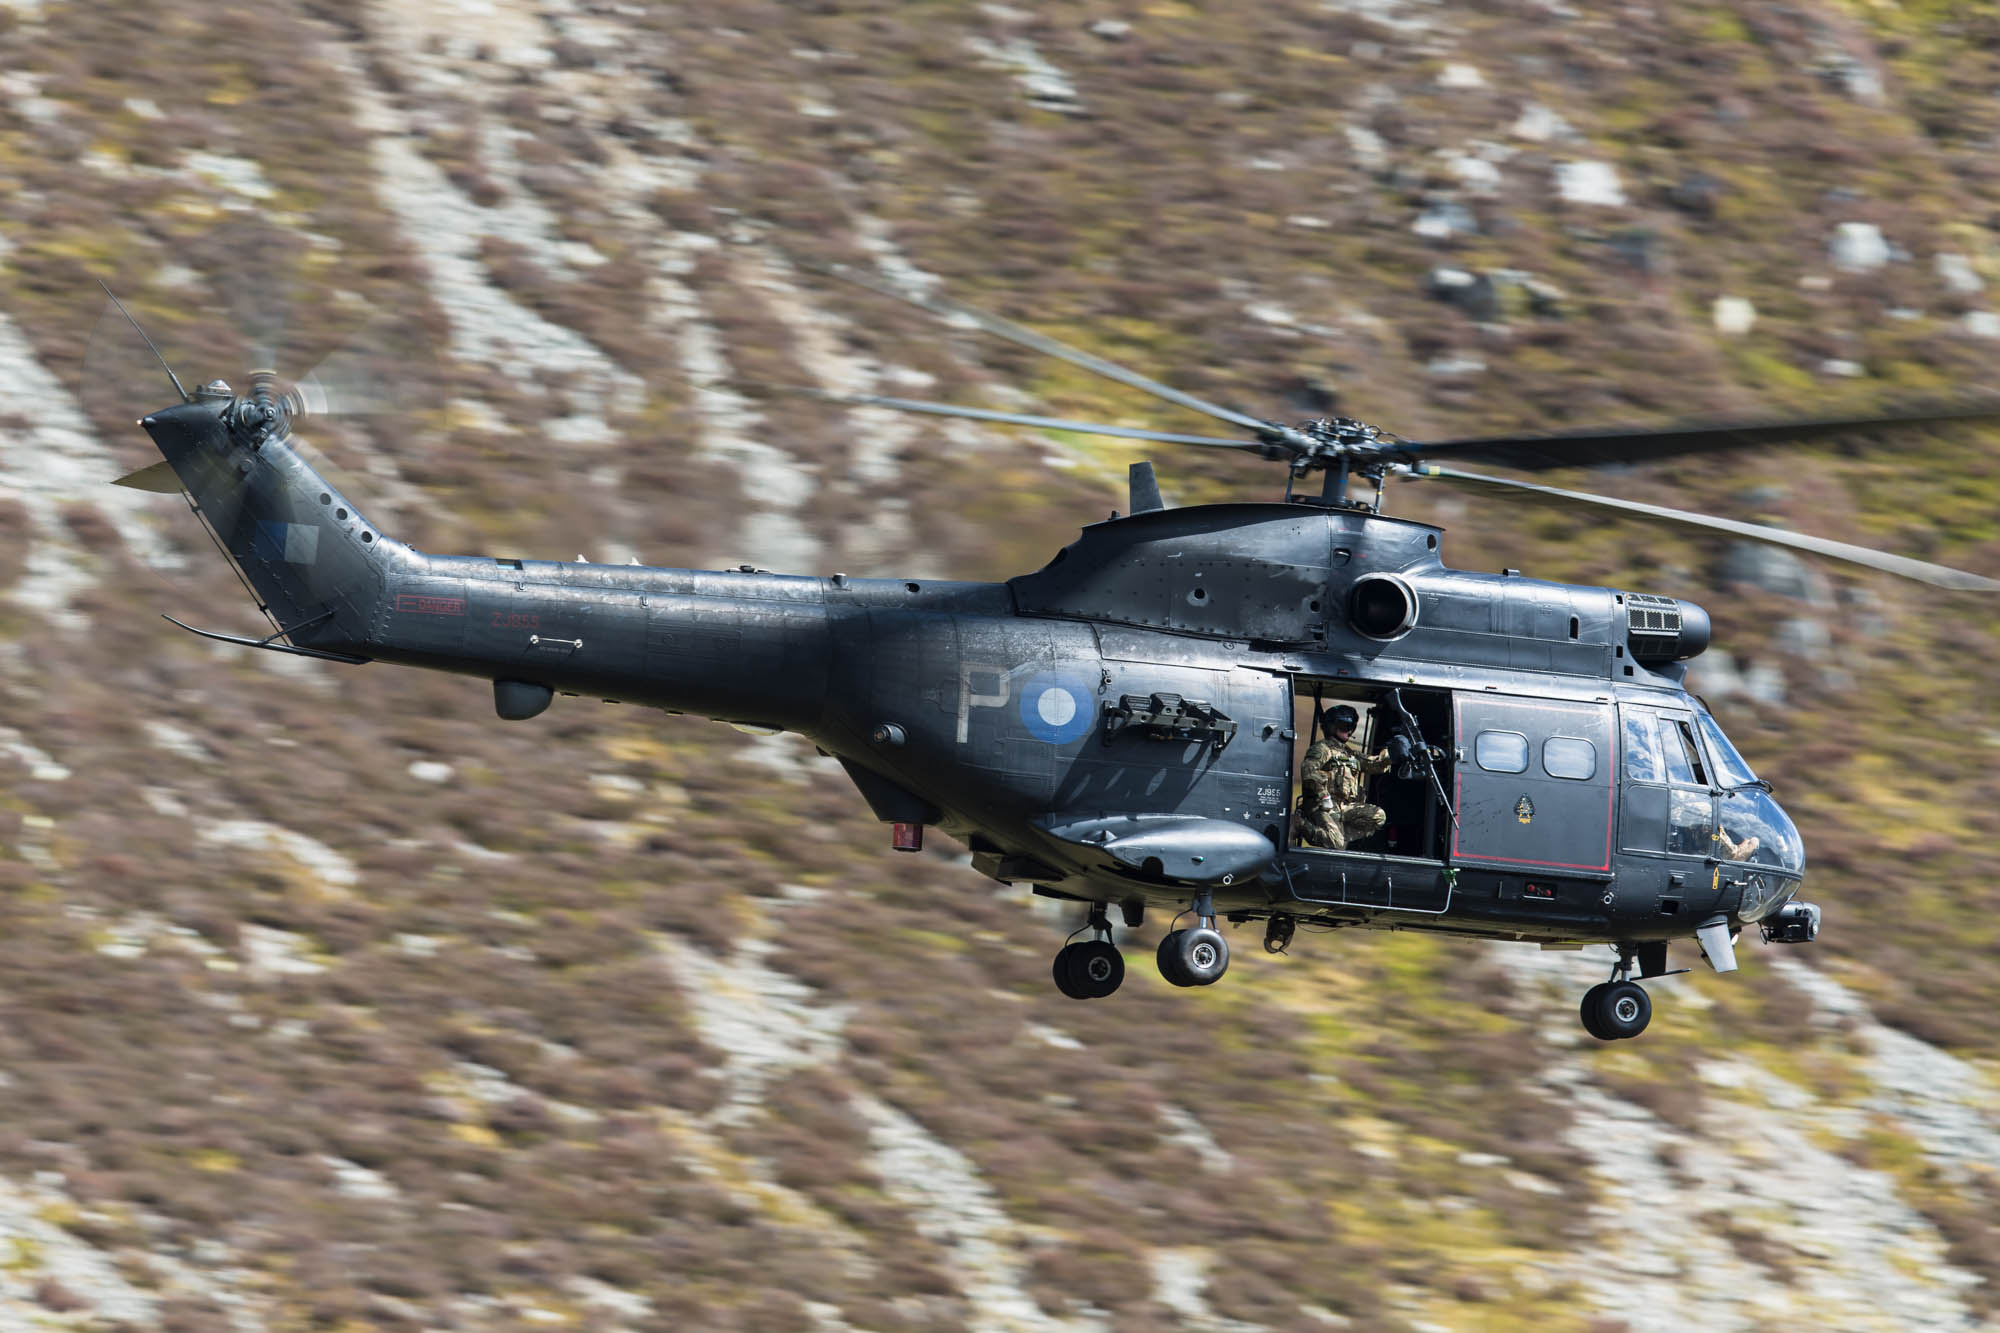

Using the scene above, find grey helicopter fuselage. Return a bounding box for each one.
[141,394,1806,959]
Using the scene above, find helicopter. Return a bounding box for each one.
[102,268,2000,1042]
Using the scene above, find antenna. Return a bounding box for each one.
[97,280,189,404]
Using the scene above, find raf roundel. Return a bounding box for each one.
[1021,673,1096,744]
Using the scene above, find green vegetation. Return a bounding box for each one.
[0,0,1995,1327]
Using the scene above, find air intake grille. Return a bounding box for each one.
[1627,592,1682,654]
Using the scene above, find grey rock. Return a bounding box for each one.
[1086,18,1131,39]
[1817,53,1883,104]
[1427,266,1498,320]
[1413,200,1478,240]
[1554,160,1625,207]
[1839,584,1889,638]
[1489,268,1565,317]
[1686,649,1744,700]
[1773,617,1832,658]
[1830,221,1890,273]
[1667,171,1723,218]
[1712,295,1756,336]
[1345,124,1389,173]
[1511,102,1573,143]
[1425,355,1486,377]
[1608,227,1662,274]
[1935,252,1983,295]
[1742,659,1788,705]
[1718,541,1834,606]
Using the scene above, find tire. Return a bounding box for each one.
[1579,983,1613,1041]
[1051,944,1090,1000]
[1069,939,1125,998]
[1155,930,1195,988]
[1171,926,1230,986]
[1595,980,1652,1039]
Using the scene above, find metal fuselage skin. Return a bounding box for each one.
[142,398,1805,947]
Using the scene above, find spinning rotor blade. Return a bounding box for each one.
[806,260,1274,434]
[1395,402,2000,472]
[770,385,1266,451]
[1407,463,2000,592]
[286,348,399,418]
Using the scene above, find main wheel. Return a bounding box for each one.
[1594,980,1652,1040]
[1168,926,1229,986]
[1052,944,1090,1000]
[1579,983,1613,1040]
[1066,939,1125,998]
[1155,930,1195,988]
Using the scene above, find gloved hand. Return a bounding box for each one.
[1428,745,1446,763]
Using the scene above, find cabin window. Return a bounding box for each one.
[1474,730,1529,773]
[1542,736,1597,781]
[1622,711,1665,783]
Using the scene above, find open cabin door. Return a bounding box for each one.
[1451,693,1614,875]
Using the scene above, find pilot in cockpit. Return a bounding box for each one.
[1719,828,1761,861]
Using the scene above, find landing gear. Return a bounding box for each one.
[1157,927,1229,986]
[1157,892,1230,987]
[1579,945,1655,1041]
[1593,981,1651,1040]
[1054,939,1124,999]
[1052,904,1125,1000]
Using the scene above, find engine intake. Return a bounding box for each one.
[1625,592,1710,662]
[1349,572,1417,640]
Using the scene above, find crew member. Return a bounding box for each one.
[1719,828,1761,861]
[1297,704,1391,850]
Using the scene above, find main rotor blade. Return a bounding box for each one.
[769,385,1267,450]
[805,260,1274,434]
[1408,464,2000,591]
[1397,403,2000,472]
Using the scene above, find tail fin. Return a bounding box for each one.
[139,399,387,656]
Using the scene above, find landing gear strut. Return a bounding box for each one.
[1579,943,1655,1041]
[1053,903,1125,1000]
[1158,891,1230,988]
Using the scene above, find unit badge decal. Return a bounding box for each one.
[1515,795,1535,825]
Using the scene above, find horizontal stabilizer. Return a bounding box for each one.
[112,460,183,493]
[1037,813,1276,887]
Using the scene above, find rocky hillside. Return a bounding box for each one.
[0,1,1997,1329]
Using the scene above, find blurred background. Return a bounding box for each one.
[1,1,1997,1329]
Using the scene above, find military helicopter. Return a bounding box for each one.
[102,270,2000,1042]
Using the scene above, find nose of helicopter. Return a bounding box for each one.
[1719,785,1806,921]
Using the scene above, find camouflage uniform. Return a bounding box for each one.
[1297,738,1391,850]
[1718,828,1760,862]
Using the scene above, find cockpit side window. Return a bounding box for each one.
[1672,719,1709,787]
[1658,716,1696,785]
[1696,711,1758,788]
[1622,710,1665,783]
